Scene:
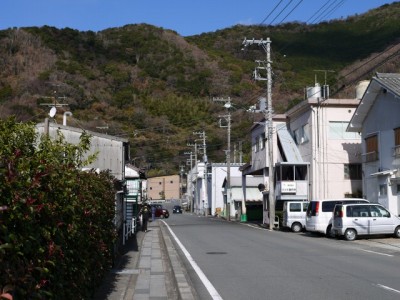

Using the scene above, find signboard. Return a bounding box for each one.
[281,182,297,194]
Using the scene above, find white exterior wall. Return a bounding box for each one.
[251,124,267,169]
[361,91,400,215]
[288,100,361,200]
[186,160,241,214]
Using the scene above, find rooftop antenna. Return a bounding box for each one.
[314,69,335,85]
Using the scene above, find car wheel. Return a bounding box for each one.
[160,214,165,219]
[291,222,302,233]
[344,228,357,241]
[326,224,333,238]
[394,226,400,238]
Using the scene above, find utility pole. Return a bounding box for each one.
[184,151,194,212]
[179,164,185,206]
[187,143,198,213]
[193,130,208,215]
[242,37,275,230]
[213,97,232,221]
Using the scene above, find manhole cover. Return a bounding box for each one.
[206,252,227,255]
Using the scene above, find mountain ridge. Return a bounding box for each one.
[0,2,399,176]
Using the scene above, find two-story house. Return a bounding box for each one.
[242,83,363,226]
[347,73,400,216]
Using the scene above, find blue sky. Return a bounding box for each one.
[0,0,397,36]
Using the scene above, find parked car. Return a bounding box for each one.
[332,203,400,241]
[305,198,369,236]
[173,205,183,214]
[150,204,169,218]
[282,201,308,232]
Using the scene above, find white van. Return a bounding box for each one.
[305,198,368,236]
[332,203,400,241]
[282,201,308,232]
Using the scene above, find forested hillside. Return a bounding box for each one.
[0,2,399,175]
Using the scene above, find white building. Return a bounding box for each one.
[242,84,363,226]
[348,73,400,216]
[187,162,244,216]
[285,87,362,200]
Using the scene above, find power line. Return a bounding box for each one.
[277,0,304,25]
[269,0,295,26]
[259,0,285,25]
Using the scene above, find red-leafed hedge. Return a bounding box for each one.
[0,118,117,299]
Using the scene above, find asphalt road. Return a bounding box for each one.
[163,205,400,300]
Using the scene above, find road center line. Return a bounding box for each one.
[361,249,393,257]
[376,284,400,294]
[162,221,224,300]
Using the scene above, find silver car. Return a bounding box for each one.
[332,203,400,241]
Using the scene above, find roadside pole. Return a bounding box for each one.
[242,38,275,230]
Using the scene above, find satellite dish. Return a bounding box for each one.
[224,103,231,109]
[49,107,57,118]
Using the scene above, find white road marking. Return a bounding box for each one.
[241,223,266,230]
[162,221,224,300]
[376,284,400,294]
[361,249,393,257]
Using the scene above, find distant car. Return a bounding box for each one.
[173,205,183,214]
[151,204,169,218]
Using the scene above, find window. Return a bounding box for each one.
[329,121,358,139]
[395,128,400,146]
[348,205,370,217]
[255,133,265,152]
[394,128,400,157]
[260,133,265,150]
[344,164,362,180]
[294,124,309,145]
[364,135,378,162]
[379,184,387,197]
[255,136,260,152]
[290,203,301,212]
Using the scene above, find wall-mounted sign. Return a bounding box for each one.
[281,182,297,193]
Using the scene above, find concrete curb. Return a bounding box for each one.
[160,223,197,300]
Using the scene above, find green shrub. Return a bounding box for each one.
[0,118,117,299]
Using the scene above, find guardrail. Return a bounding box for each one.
[123,217,136,245]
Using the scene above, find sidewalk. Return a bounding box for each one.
[93,220,196,300]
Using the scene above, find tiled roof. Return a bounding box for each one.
[375,73,400,97]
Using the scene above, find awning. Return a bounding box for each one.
[276,124,303,163]
[231,187,263,202]
[370,169,397,177]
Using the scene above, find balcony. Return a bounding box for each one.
[275,180,308,200]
